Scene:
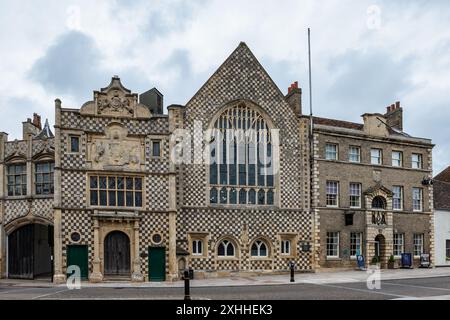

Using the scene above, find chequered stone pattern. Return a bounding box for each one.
[178,208,313,271]
[145,137,169,172]
[181,43,305,210]
[139,212,169,277]
[61,132,87,169]
[61,170,86,209]
[145,175,169,211]
[31,198,54,221]
[3,200,29,225]
[5,140,28,158]
[61,112,169,135]
[61,210,94,272]
[32,138,55,157]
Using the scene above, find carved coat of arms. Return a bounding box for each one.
[89,123,142,169]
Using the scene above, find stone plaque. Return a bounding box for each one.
[88,123,144,170]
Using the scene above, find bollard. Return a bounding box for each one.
[289,262,295,283]
[184,270,191,300]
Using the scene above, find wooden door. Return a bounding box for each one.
[8,224,34,279]
[67,245,89,280]
[104,231,131,276]
[148,247,166,281]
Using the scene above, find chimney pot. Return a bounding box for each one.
[395,101,400,109]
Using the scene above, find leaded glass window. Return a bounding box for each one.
[209,103,276,205]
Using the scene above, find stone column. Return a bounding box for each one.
[167,105,183,281]
[53,99,66,284]
[90,218,103,282]
[26,137,32,196]
[53,209,66,283]
[131,219,143,282]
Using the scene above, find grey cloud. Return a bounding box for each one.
[28,30,152,106]
[29,31,108,100]
[321,49,415,121]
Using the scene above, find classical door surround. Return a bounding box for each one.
[364,184,394,269]
[89,211,143,282]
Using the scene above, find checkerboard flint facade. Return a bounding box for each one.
[0,42,434,282]
[51,42,314,281]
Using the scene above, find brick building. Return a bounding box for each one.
[0,42,435,282]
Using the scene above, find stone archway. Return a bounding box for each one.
[7,223,53,279]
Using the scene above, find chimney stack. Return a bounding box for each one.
[32,113,42,130]
[286,81,302,115]
[384,101,403,131]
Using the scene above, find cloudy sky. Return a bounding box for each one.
[1,0,449,174]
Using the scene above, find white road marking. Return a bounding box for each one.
[310,282,414,299]
[382,282,450,292]
[32,288,71,300]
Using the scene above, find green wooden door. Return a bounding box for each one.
[148,247,166,281]
[67,245,88,280]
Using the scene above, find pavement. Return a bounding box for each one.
[0,268,450,294]
[1,266,449,288]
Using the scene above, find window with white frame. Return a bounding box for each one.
[413,188,423,211]
[326,181,339,207]
[217,239,235,257]
[412,153,423,169]
[7,164,27,196]
[348,146,361,163]
[350,232,362,257]
[325,143,338,160]
[326,232,339,258]
[251,240,268,257]
[392,151,403,167]
[209,103,275,206]
[192,239,203,256]
[393,233,404,256]
[414,234,424,256]
[349,183,361,208]
[371,148,382,165]
[281,239,291,256]
[393,186,403,211]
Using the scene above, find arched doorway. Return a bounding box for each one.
[104,231,131,277]
[374,234,386,268]
[8,223,53,279]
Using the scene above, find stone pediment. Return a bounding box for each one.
[80,76,151,119]
[364,183,393,198]
[87,122,145,171]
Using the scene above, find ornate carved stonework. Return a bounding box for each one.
[80,76,151,119]
[87,123,144,170]
[97,89,134,117]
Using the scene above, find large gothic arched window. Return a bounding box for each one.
[209,103,275,206]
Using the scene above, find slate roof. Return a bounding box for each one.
[434,166,450,211]
[35,119,54,139]
[313,117,364,130]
